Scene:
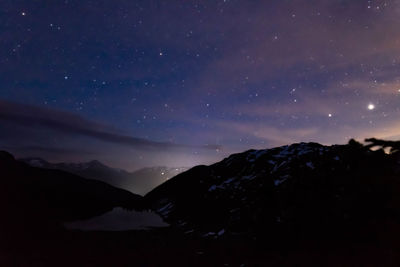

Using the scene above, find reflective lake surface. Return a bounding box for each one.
[65,208,169,231]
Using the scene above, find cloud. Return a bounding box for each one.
[0,99,220,151]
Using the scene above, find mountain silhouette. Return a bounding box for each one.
[0,151,142,234]
[4,139,400,266]
[144,139,400,240]
[19,157,187,195]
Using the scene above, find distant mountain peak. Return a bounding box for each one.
[0,150,143,232]
[19,157,188,195]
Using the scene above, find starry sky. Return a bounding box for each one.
[1,0,400,170]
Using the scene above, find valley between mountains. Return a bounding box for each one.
[2,138,400,266]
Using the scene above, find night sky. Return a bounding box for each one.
[1,0,400,170]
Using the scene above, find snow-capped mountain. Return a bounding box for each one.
[21,158,112,171]
[0,151,142,232]
[19,157,187,195]
[144,139,400,239]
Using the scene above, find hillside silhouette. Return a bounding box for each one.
[145,138,400,241]
[0,151,142,235]
[3,138,400,266]
[19,157,187,195]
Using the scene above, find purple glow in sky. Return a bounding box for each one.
[1,0,400,170]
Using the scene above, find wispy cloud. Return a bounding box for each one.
[0,99,220,151]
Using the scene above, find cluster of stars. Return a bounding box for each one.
[2,0,400,170]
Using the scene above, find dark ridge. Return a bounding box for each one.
[4,139,400,266]
[0,151,143,235]
[144,139,400,242]
[19,157,188,195]
[0,150,15,161]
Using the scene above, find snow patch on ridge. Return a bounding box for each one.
[274,175,290,186]
[247,149,269,162]
[306,162,315,169]
[158,202,174,216]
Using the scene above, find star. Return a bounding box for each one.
[328,113,332,117]
[367,103,375,110]
[21,12,26,16]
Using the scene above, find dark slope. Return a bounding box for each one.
[20,157,186,195]
[121,166,187,195]
[4,141,400,266]
[0,151,142,233]
[144,139,400,240]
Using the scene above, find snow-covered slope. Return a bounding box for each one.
[145,140,400,239]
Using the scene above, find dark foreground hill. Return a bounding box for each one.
[0,151,142,234]
[19,157,187,195]
[145,139,400,241]
[4,139,400,266]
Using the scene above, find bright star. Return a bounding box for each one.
[367,103,375,110]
